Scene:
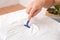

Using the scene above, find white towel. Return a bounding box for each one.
[0,8,60,40]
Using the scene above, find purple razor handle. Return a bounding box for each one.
[24,20,30,28]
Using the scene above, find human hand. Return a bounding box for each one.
[26,0,45,20]
[27,0,54,20]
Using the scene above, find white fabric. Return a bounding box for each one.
[0,8,60,40]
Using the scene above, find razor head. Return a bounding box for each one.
[24,24,30,28]
[24,20,30,28]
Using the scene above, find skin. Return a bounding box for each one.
[27,0,60,20]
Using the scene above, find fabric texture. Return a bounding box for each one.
[0,8,60,40]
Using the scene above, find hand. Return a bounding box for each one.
[26,0,54,20]
[26,0,45,20]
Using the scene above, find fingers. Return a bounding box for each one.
[28,4,37,20]
[32,9,41,17]
[26,2,33,14]
[26,1,43,20]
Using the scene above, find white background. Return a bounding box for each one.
[0,0,32,8]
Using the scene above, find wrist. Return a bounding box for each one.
[44,0,55,8]
[54,0,60,5]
